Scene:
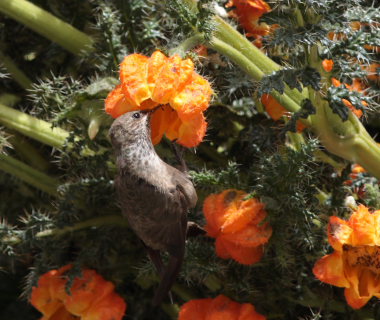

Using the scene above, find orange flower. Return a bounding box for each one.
[203,189,272,265]
[226,0,272,47]
[105,51,213,148]
[363,63,380,82]
[331,78,366,118]
[260,94,306,132]
[178,295,266,320]
[313,205,380,309]
[30,265,126,320]
[322,59,334,73]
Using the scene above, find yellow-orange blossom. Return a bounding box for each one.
[30,265,126,320]
[105,51,213,148]
[313,205,380,309]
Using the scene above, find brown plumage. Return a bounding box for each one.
[109,110,197,305]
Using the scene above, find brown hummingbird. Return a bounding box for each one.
[109,109,198,305]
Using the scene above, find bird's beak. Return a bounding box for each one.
[140,106,160,116]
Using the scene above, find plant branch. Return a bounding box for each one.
[0,0,94,55]
[0,154,59,196]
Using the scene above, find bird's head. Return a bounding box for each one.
[109,110,153,149]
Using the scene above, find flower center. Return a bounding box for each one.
[343,244,380,274]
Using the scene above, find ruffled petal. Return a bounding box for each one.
[222,240,264,265]
[349,205,377,246]
[173,112,207,148]
[105,85,141,118]
[120,54,151,106]
[178,298,212,320]
[222,197,266,234]
[206,295,240,320]
[215,237,231,260]
[328,216,352,251]
[238,303,266,320]
[170,73,212,120]
[147,51,168,94]
[150,105,176,145]
[221,222,272,247]
[81,292,127,320]
[344,286,371,309]
[313,251,350,287]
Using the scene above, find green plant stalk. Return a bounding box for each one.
[306,46,380,179]
[207,37,312,126]
[9,134,50,172]
[212,16,307,105]
[0,0,94,55]
[0,52,32,89]
[0,154,59,196]
[0,103,69,148]
[0,103,106,157]
[205,15,380,178]
[169,34,204,56]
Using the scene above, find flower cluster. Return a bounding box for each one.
[203,189,272,265]
[226,0,273,47]
[105,50,213,147]
[261,94,306,132]
[30,265,126,320]
[331,78,366,118]
[313,205,380,309]
[179,295,266,320]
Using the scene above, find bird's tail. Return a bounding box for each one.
[152,255,182,306]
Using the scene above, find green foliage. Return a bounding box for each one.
[0,0,379,319]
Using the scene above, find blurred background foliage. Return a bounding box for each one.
[0,0,379,319]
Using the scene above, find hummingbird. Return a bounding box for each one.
[109,109,198,305]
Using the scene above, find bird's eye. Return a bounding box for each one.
[132,112,141,119]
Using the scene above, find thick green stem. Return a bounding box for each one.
[3,215,128,245]
[9,134,50,172]
[0,0,94,55]
[0,154,59,196]
[0,103,106,157]
[0,52,32,89]
[207,37,312,126]
[169,34,204,57]
[0,103,69,148]
[212,16,307,106]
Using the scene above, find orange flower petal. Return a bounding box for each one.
[327,216,352,251]
[221,239,265,265]
[178,298,212,320]
[150,105,176,145]
[349,205,377,246]
[205,190,244,233]
[81,292,127,320]
[215,237,232,260]
[261,94,286,121]
[322,59,334,72]
[204,194,222,237]
[238,303,266,320]
[221,222,272,247]
[170,73,213,120]
[64,270,115,316]
[49,306,78,320]
[120,54,151,106]
[313,251,350,287]
[206,295,241,320]
[172,112,208,148]
[30,266,71,317]
[222,198,266,234]
[342,99,363,118]
[152,55,184,104]
[147,51,168,93]
[344,286,371,309]
[229,0,271,36]
[105,85,138,118]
